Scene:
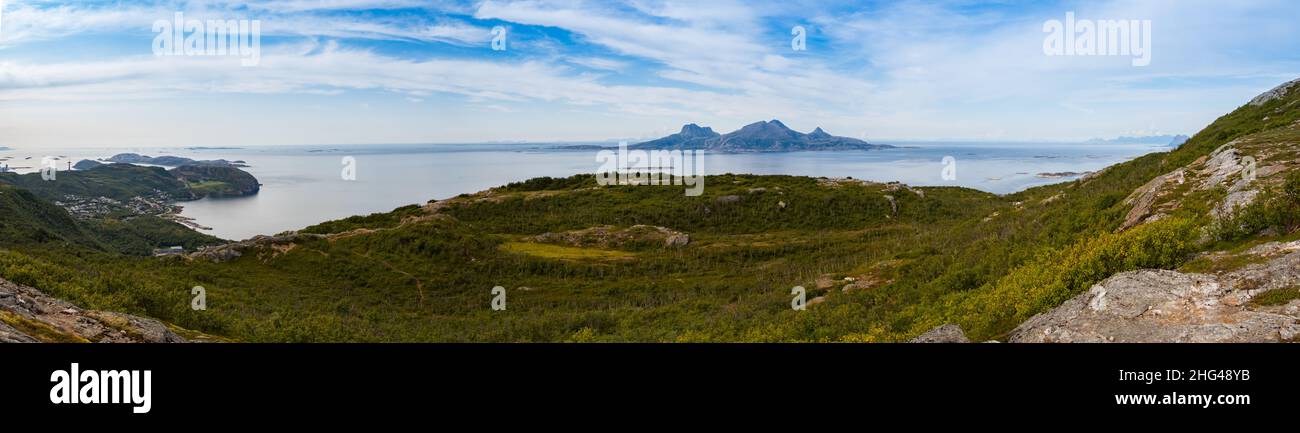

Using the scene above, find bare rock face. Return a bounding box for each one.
[910,324,971,343]
[1200,144,1247,190]
[1009,243,1300,343]
[1120,171,1172,231]
[1118,137,1298,231]
[1248,78,1300,106]
[0,277,186,343]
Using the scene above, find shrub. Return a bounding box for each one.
[911,217,1199,341]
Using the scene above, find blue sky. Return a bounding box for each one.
[0,0,1298,147]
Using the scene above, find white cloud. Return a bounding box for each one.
[563,56,629,71]
[472,0,882,130]
[2,0,1299,146]
[0,0,491,47]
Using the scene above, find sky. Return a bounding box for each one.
[0,0,1298,148]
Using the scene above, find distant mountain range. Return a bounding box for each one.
[585,120,893,152]
[1085,134,1189,147]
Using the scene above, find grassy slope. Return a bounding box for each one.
[0,184,101,248]
[0,80,1298,342]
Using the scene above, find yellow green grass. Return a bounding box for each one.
[500,241,636,261]
[0,310,88,343]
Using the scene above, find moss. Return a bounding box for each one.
[0,310,89,343]
[85,311,150,342]
[166,323,237,343]
[1250,286,1300,307]
[1180,253,1270,274]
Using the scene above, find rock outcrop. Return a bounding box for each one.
[1119,136,1298,231]
[1,277,186,343]
[1248,78,1300,106]
[1008,241,1300,343]
[189,232,327,261]
[910,324,971,343]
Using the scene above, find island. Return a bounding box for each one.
[562,120,893,152]
[104,153,249,168]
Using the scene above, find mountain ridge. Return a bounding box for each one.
[630,120,893,152]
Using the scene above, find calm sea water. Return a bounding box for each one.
[1,142,1167,240]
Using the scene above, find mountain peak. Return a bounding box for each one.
[679,123,716,137]
[631,119,890,152]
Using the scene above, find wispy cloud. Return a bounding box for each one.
[1,0,1298,147]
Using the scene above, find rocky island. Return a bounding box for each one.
[104,153,249,168]
[568,120,893,152]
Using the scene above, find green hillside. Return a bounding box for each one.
[0,184,100,247]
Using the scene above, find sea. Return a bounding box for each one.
[0,141,1170,241]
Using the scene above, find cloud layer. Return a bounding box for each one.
[1,0,1298,147]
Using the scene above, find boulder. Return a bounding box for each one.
[1009,246,1300,343]
[909,324,971,343]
